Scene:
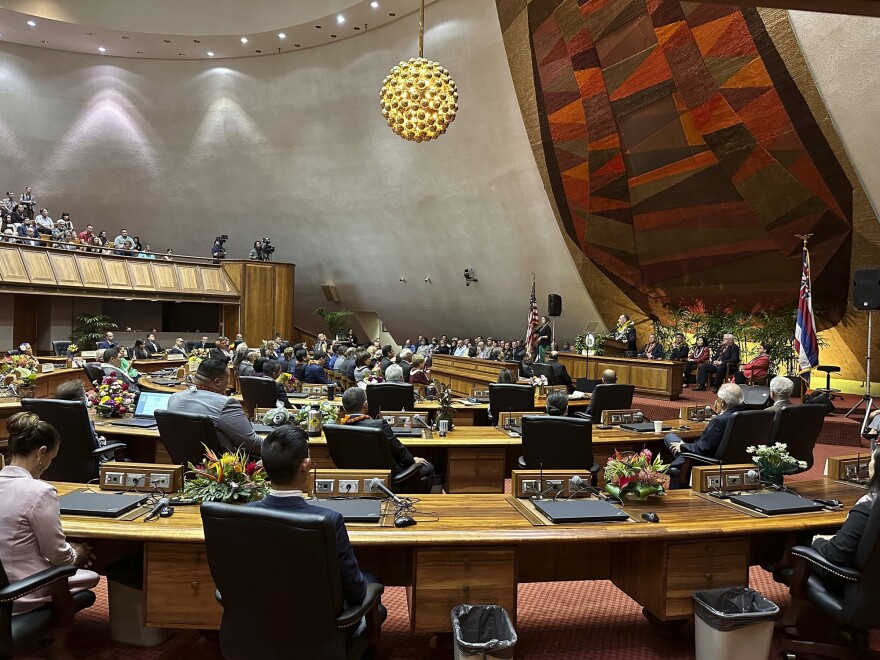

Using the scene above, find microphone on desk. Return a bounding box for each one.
[144,497,171,522]
[633,411,652,423]
[412,414,432,431]
[369,478,403,505]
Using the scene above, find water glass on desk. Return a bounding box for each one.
[438,419,449,436]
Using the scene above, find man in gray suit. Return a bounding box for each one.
[769,376,794,409]
[166,358,262,456]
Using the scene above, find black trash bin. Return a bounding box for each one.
[451,605,517,660]
[693,586,779,660]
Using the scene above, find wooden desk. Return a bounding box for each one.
[429,354,520,396]
[131,358,187,374]
[556,353,683,400]
[57,479,860,633]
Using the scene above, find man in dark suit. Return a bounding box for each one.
[695,333,740,392]
[584,369,616,418]
[664,383,746,488]
[144,333,162,354]
[545,351,573,393]
[249,425,374,610]
[397,349,413,382]
[96,331,118,351]
[340,387,434,492]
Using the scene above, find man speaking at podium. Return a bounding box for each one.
[612,315,637,354]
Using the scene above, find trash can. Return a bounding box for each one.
[693,586,779,660]
[105,554,172,647]
[451,604,517,660]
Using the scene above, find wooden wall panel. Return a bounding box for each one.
[12,295,37,347]
[76,256,108,288]
[151,262,179,290]
[48,253,82,287]
[103,260,132,290]
[242,263,275,344]
[20,251,55,285]
[201,268,223,294]
[0,247,30,283]
[176,266,202,293]
[273,264,295,342]
[127,261,156,291]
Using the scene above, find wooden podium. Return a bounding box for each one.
[603,338,629,357]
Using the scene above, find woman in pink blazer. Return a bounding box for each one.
[0,412,99,614]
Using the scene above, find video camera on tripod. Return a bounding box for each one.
[257,237,275,261]
[212,235,228,261]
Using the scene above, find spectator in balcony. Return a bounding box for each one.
[113,229,135,256]
[96,230,110,250]
[78,223,95,247]
[137,244,155,259]
[10,204,27,226]
[34,208,53,234]
[163,248,174,261]
[20,187,35,219]
[1,191,14,215]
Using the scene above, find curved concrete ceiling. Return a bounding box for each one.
[0,0,437,59]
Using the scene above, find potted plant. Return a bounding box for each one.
[604,448,670,500]
[315,307,352,340]
[183,445,269,503]
[69,314,117,350]
[746,442,807,487]
[433,380,457,430]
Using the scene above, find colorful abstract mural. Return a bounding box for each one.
[509,0,853,322]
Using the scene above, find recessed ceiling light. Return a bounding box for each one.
[163,39,171,43]
[389,12,396,16]
[240,37,248,44]
[137,51,143,54]
[85,32,93,36]
[371,1,379,7]
[315,25,322,29]
[178,52,185,56]
[193,39,200,43]
[337,15,345,24]
[330,34,337,38]
[26,20,36,27]
[207,51,215,57]
[255,49,262,53]
[122,36,129,39]
[278,32,286,39]
[294,43,301,47]
[98,47,106,52]
[354,26,361,31]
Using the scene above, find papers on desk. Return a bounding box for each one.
[570,391,587,399]
[457,399,483,406]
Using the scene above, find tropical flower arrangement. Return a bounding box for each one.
[291,401,340,428]
[66,343,79,356]
[87,375,135,418]
[746,443,807,482]
[604,448,670,500]
[187,348,210,370]
[0,355,39,393]
[183,445,268,503]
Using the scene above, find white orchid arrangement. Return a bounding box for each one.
[746,442,807,477]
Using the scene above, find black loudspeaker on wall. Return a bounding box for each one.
[548,294,562,317]
[853,268,880,310]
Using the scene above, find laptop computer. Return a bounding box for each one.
[532,499,630,523]
[575,378,601,394]
[59,489,150,517]
[729,492,825,515]
[619,422,670,433]
[305,498,382,523]
[111,392,172,428]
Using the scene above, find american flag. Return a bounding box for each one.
[794,244,820,372]
[525,280,539,350]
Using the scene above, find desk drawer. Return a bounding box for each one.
[144,543,222,629]
[447,448,506,493]
[665,539,749,617]
[408,547,515,633]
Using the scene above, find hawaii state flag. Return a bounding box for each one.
[794,245,820,373]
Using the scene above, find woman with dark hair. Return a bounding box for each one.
[248,240,263,260]
[497,369,515,384]
[546,390,569,416]
[353,351,372,382]
[132,236,143,252]
[131,339,150,361]
[683,336,710,388]
[0,412,99,613]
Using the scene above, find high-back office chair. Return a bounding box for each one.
[0,557,97,659]
[530,362,553,381]
[51,340,71,356]
[578,384,635,421]
[489,383,534,421]
[767,404,826,474]
[782,501,880,658]
[155,410,225,469]
[201,502,384,660]
[738,385,771,410]
[81,363,104,386]
[20,399,126,483]
[238,376,280,419]
[184,340,201,354]
[518,415,598,475]
[366,383,415,419]
[673,409,775,484]
[323,424,422,493]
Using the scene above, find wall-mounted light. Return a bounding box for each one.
[399,277,407,283]
[424,276,431,283]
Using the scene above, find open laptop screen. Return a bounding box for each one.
[135,392,172,417]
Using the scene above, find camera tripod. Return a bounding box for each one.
[846,309,876,433]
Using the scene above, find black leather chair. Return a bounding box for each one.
[782,502,880,658]
[739,385,771,410]
[81,362,104,386]
[366,383,415,419]
[0,558,96,659]
[155,409,225,469]
[239,376,279,419]
[577,384,635,422]
[767,404,826,474]
[530,362,553,380]
[20,399,126,483]
[488,383,534,421]
[674,409,775,484]
[323,424,422,493]
[185,340,202,354]
[201,502,384,660]
[518,415,599,475]
[51,340,71,356]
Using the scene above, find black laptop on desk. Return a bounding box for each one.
[532,499,630,523]
[729,492,825,515]
[59,489,149,517]
[305,498,382,523]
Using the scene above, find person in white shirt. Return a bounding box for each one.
[453,340,469,357]
[34,208,53,233]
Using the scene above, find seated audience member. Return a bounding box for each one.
[769,376,794,409]
[546,390,569,416]
[34,208,53,233]
[166,359,261,455]
[336,347,355,375]
[694,333,740,392]
[638,333,664,360]
[97,331,118,350]
[397,349,413,382]
[260,359,292,408]
[453,339,468,357]
[379,345,396,374]
[340,387,434,492]
[733,342,771,384]
[293,348,308,381]
[811,448,879,588]
[434,338,451,355]
[416,337,432,357]
[385,363,405,383]
[326,345,338,371]
[231,343,250,371]
[669,332,689,361]
[238,351,259,377]
[78,223,95,246]
[313,333,328,354]
[249,425,378,608]
[262,340,280,360]
[409,353,431,385]
[89,235,104,253]
[304,351,331,384]
[252,357,267,376]
[664,383,745,488]
[209,337,231,363]
[137,245,155,259]
[113,229,134,256]
[144,333,162,354]
[100,348,140,392]
[545,351,574,393]
[1,227,15,242]
[519,353,534,379]
[131,339,151,361]
[167,337,187,356]
[583,369,617,418]
[561,342,572,352]
[0,412,100,614]
[497,368,515,384]
[683,335,710,386]
[232,333,245,349]
[353,351,372,382]
[54,380,110,462]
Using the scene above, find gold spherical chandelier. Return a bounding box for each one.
[380,0,458,142]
